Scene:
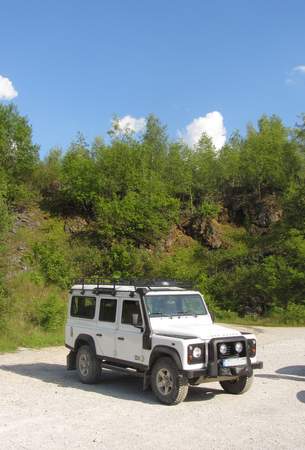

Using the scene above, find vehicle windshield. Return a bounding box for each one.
[145,294,207,317]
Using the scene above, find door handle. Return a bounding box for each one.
[117,337,125,341]
[96,333,103,337]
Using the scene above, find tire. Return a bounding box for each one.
[220,375,253,394]
[76,345,100,384]
[151,357,189,405]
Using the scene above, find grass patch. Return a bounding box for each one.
[0,271,67,353]
[0,325,64,353]
[215,304,305,327]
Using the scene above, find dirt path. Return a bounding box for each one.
[0,326,304,450]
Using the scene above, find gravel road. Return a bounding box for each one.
[0,326,304,450]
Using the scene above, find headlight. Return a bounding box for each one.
[235,342,243,353]
[192,346,202,358]
[219,343,227,355]
[188,344,205,364]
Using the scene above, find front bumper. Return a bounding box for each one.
[183,360,263,379]
[185,335,263,380]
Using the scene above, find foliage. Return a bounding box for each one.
[240,116,301,195]
[95,189,179,246]
[1,105,305,352]
[0,169,10,237]
[197,201,221,219]
[0,104,39,183]
[32,220,74,288]
[282,181,305,230]
[33,293,66,331]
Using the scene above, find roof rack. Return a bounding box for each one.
[72,278,193,295]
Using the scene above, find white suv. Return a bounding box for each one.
[65,281,263,405]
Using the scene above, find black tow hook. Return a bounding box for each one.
[252,361,263,369]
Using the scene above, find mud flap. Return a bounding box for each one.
[67,350,76,370]
[143,371,151,391]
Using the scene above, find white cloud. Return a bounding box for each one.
[286,65,305,84]
[116,115,146,134]
[0,75,18,100]
[292,65,305,74]
[180,111,226,150]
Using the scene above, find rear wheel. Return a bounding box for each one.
[220,375,253,394]
[76,345,100,384]
[151,357,189,405]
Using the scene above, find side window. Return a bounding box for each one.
[99,298,117,323]
[71,296,96,319]
[121,300,143,326]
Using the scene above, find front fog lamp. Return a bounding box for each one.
[219,343,227,355]
[235,342,243,353]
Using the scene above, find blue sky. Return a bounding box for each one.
[1,0,305,156]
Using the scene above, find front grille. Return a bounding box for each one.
[217,341,246,359]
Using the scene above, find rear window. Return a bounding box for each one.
[71,296,96,319]
[99,298,117,322]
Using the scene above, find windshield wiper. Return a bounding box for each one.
[149,312,171,317]
[173,311,198,317]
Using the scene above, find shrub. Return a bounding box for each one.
[198,201,221,219]
[0,170,10,236]
[8,182,38,210]
[268,304,305,325]
[32,220,74,288]
[33,293,66,331]
[33,241,72,288]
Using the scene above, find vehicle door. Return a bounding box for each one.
[95,297,118,358]
[116,299,144,364]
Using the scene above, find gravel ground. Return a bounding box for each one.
[0,326,304,450]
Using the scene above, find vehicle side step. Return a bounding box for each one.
[101,362,144,377]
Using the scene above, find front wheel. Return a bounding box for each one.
[220,375,253,394]
[151,357,189,405]
[76,345,100,384]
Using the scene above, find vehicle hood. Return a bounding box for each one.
[152,321,242,340]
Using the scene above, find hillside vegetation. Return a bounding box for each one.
[0,105,305,350]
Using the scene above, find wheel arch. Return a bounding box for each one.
[74,334,97,355]
[149,345,183,371]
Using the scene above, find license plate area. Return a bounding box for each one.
[222,357,247,368]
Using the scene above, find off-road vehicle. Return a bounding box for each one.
[65,280,263,405]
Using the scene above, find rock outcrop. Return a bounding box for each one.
[180,215,223,249]
[224,190,282,233]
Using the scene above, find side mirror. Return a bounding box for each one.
[210,311,215,322]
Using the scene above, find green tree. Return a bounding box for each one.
[0,104,39,182]
[282,181,305,230]
[218,131,243,192]
[165,142,193,205]
[60,138,98,213]
[190,133,219,204]
[294,113,305,155]
[240,115,300,197]
[95,186,179,247]
[143,114,168,172]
